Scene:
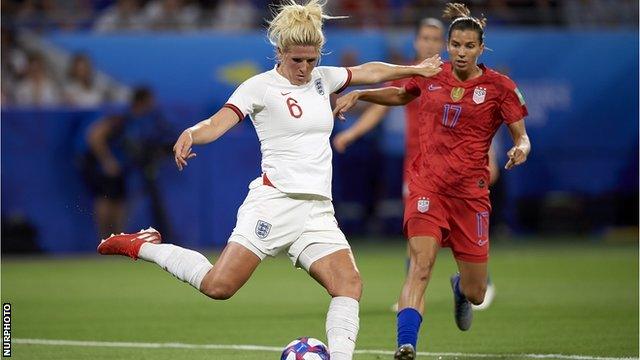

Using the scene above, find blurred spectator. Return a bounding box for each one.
[206,0,257,31]
[1,28,28,104]
[3,0,95,31]
[562,0,638,28]
[82,87,174,239]
[396,0,443,28]
[93,0,147,32]
[142,0,201,31]
[498,0,560,26]
[50,0,95,31]
[13,52,62,107]
[3,0,637,30]
[11,0,55,32]
[334,0,391,29]
[64,53,110,107]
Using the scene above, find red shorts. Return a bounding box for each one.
[403,182,491,263]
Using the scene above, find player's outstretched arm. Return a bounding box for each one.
[333,87,416,120]
[173,107,240,171]
[333,104,389,153]
[504,119,531,170]
[348,55,442,86]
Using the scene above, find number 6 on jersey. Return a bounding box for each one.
[286,97,303,118]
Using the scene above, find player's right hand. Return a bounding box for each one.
[332,131,355,153]
[333,91,360,120]
[173,129,197,171]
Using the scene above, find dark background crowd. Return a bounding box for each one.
[2,0,637,108]
[2,0,637,32]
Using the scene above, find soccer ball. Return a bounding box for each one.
[280,337,330,360]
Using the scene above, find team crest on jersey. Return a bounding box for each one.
[417,197,430,213]
[473,87,487,104]
[450,87,465,102]
[255,220,272,239]
[314,78,325,95]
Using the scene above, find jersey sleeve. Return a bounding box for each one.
[499,78,528,124]
[403,76,422,97]
[224,76,267,122]
[316,66,352,94]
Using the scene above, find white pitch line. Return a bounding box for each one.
[14,338,638,360]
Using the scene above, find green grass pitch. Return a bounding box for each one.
[2,240,638,359]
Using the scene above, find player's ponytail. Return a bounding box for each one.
[267,0,345,54]
[443,2,487,44]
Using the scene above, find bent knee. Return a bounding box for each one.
[465,284,487,305]
[200,279,238,300]
[326,271,362,300]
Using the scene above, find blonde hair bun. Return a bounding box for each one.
[267,0,345,52]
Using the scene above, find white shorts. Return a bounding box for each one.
[228,177,350,271]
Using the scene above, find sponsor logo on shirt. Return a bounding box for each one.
[314,78,325,96]
[280,91,292,96]
[417,197,430,213]
[450,87,465,102]
[255,220,272,239]
[473,87,487,104]
[428,84,442,91]
[477,239,488,246]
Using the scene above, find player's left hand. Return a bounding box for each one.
[414,54,443,78]
[333,91,360,120]
[505,145,528,170]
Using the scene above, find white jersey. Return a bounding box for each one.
[224,66,352,200]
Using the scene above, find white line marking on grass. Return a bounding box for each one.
[14,338,638,360]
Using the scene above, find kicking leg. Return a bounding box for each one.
[197,242,261,299]
[307,247,361,360]
[97,229,260,300]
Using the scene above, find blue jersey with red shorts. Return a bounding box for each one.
[402,62,528,262]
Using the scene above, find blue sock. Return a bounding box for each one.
[397,308,422,348]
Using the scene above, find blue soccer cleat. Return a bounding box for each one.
[450,273,473,331]
[394,344,416,360]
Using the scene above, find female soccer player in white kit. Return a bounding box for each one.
[97,1,441,359]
